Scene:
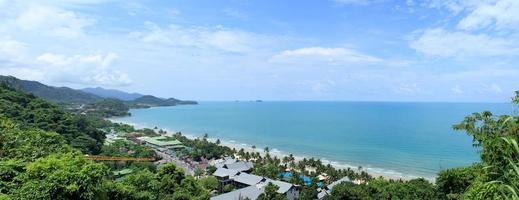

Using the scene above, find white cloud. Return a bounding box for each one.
[423,0,501,14]
[130,22,270,53]
[37,52,117,68]
[410,28,519,57]
[35,52,131,86]
[10,4,94,38]
[270,47,382,65]
[0,38,26,61]
[457,0,519,30]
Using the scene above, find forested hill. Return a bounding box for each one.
[130,95,197,108]
[0,85,210,199]
[0,75,197,113]
[0,85,105,154]
[0,75,102,104]
[81,87,143,101]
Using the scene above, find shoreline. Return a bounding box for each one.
[109,117,434,182]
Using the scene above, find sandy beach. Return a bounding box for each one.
[109,118,426,181]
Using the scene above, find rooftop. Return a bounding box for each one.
[327,176,352,190]
[224,161,254,172]
[213,168,239,178]
[137,136,182,147]
[264,179,294,194]
[210,185,264,200]
[233,172,265,186]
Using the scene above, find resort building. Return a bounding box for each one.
[317,176,353,199]
[213,168,240,191]
[211,167,299,200]
[222,161,254,173]
[263,179,299,200]
[210,185,263,200]
[233,172,265,188]
[136,136,184,149]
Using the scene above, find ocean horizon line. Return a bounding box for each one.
[193,100,511,104]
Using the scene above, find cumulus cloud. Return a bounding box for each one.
[270,47,382,65]
[411,0,519,58]
[410,28,519,57]
[129,22,271,53]
[8,4,94,38]
[0,38,26,62]
[457,0,519,30]
[35,52,132,86]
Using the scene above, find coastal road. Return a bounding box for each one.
[154,149,194,175]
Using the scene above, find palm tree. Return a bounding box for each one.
[282,156,290,166]
[264,146,270,154]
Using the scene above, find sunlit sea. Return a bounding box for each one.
[116,101,513,179]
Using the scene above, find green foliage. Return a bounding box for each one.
[12,152,110,200]
[223,184,235,193]
[176,176,210,200]
[298,186,318,200]
[0,86,105,154]
[194,166,204,178]
[107,164,209,200]
[325,178,440,200]
[257,182,287,200]
[0,159,24,194]
[129,95,197,108]
[0,75,102,104]
[513,91,519,105]
[112,123,135,133]
[115,169,159,199]
[199,176,218,191]
[101,140,155,158]
[100,140,157,171]
[436,164,482,199]
[79,98,130,117]
[206,165,217,174]
[0,117,72,161]
[156,163,186,196]
[173,132,234,161]
[479,138,519,200]
[450,91,519,198]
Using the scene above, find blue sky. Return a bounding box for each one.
[0,0,518,102]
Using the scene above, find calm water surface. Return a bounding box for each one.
[117,101,513,179]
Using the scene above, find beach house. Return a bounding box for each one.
[317,176,353,199]
[211,165,299,200]
[210,176,299,200]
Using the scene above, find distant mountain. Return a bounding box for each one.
[129,95,197,108]
[0,75,197,109]
[82,87,144,101]
[0,75,102,104]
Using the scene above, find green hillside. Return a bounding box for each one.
[130,95,197,108]
[0,85,105,154]
[0,75,102,104]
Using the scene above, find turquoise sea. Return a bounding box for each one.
[116,101,513,179]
